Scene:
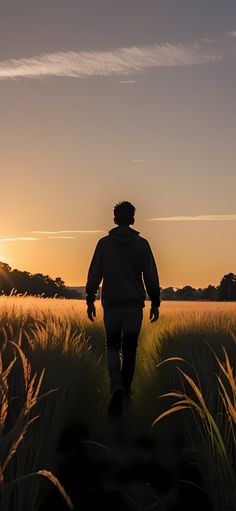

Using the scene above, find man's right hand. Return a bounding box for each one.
[87,303,96,322]
[150,306,159,323]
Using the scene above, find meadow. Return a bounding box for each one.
[0,295,236,510]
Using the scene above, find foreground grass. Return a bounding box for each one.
[0,296,236,510]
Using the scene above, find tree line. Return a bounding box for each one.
[0,261,235,301]
[0,261,82,299]
[161,273,236,301]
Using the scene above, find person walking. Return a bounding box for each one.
[85,201,160,417]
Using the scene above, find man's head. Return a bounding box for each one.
[113,201,136,226]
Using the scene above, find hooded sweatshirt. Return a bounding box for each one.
[85,226,160,308]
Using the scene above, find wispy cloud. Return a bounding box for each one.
[200,38,215,43]
[227,31,236,38]
[29,230,105,234]
[48,236,76,239]
[117,80,136,84]
[146,214,236,222]
[0,237,40,242]
[0,43,220,80]
[131,159,148,163]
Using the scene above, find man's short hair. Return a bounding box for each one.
[114,201,136,225]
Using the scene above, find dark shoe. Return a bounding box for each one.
[108,389,124,418]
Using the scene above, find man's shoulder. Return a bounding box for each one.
[96,234,110,247]
[138,235,150,247]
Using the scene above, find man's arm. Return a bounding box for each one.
[85,241,103,321]
[142,240,161,322]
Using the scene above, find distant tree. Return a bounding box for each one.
[182,285,196,301]
[0,262,12,273]
[202,285,218,301]
[161,287,176,300]
[64,288,83,299]
[0,261,81,299]
[0,261,12,293]
[10,270,31,294]
[217,273,236,301]
[55,277,65,288]
[195,288,204,300]
[175,287,185,300]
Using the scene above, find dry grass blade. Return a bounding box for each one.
[96,353,104,366]
[152,405,189,427]
[22,368,45,414]
[160,391,189,399]
[156,356,186,369]
[159,392,204,415]
[1,416,39,473]
[10,341,31,389]
[32,368,45,403]
[38,470,74,509]
[24,369,45,413]
[3,356,16,381]
[178,368,208,412]
[3,470,74,510]
[215,351,230,381]
[214,347,236,385]
[24,372,38,413]
[0,345,16,431]
[0,374,9,429]
[37,388,58,402]
[84,440,113,453]
[223,348,236,394]
[217,375,236,422]
[0,327,8,348]
[174,398,204,415]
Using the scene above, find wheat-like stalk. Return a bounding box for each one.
[3,470,74,510]
[0,340,73,509]
[152,346,236,507]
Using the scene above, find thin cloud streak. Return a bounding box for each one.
[227,31,236,38]
[0,43,220,80]
[117,80,136,84]
[0,237,40,242]
[131,159,148,162]
[146,214,236,221]
[200,38,215,43]
[29,230,105,234]
[48,236,76,239]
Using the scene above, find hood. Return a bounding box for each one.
[108,226,140,245]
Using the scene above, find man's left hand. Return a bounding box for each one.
[150,306,159,323]
[87,303,96,321]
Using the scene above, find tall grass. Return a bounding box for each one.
[0,336,74,510]
[151,345,236,509]
[0,295,236,509]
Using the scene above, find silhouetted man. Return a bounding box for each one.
[86,201,160,417]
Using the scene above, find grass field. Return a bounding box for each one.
[0,296,236,510]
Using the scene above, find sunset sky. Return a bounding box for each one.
[0,0,236,289]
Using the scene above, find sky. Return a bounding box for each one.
[0,0,236,289]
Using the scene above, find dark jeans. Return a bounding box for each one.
[103,306,143,394]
